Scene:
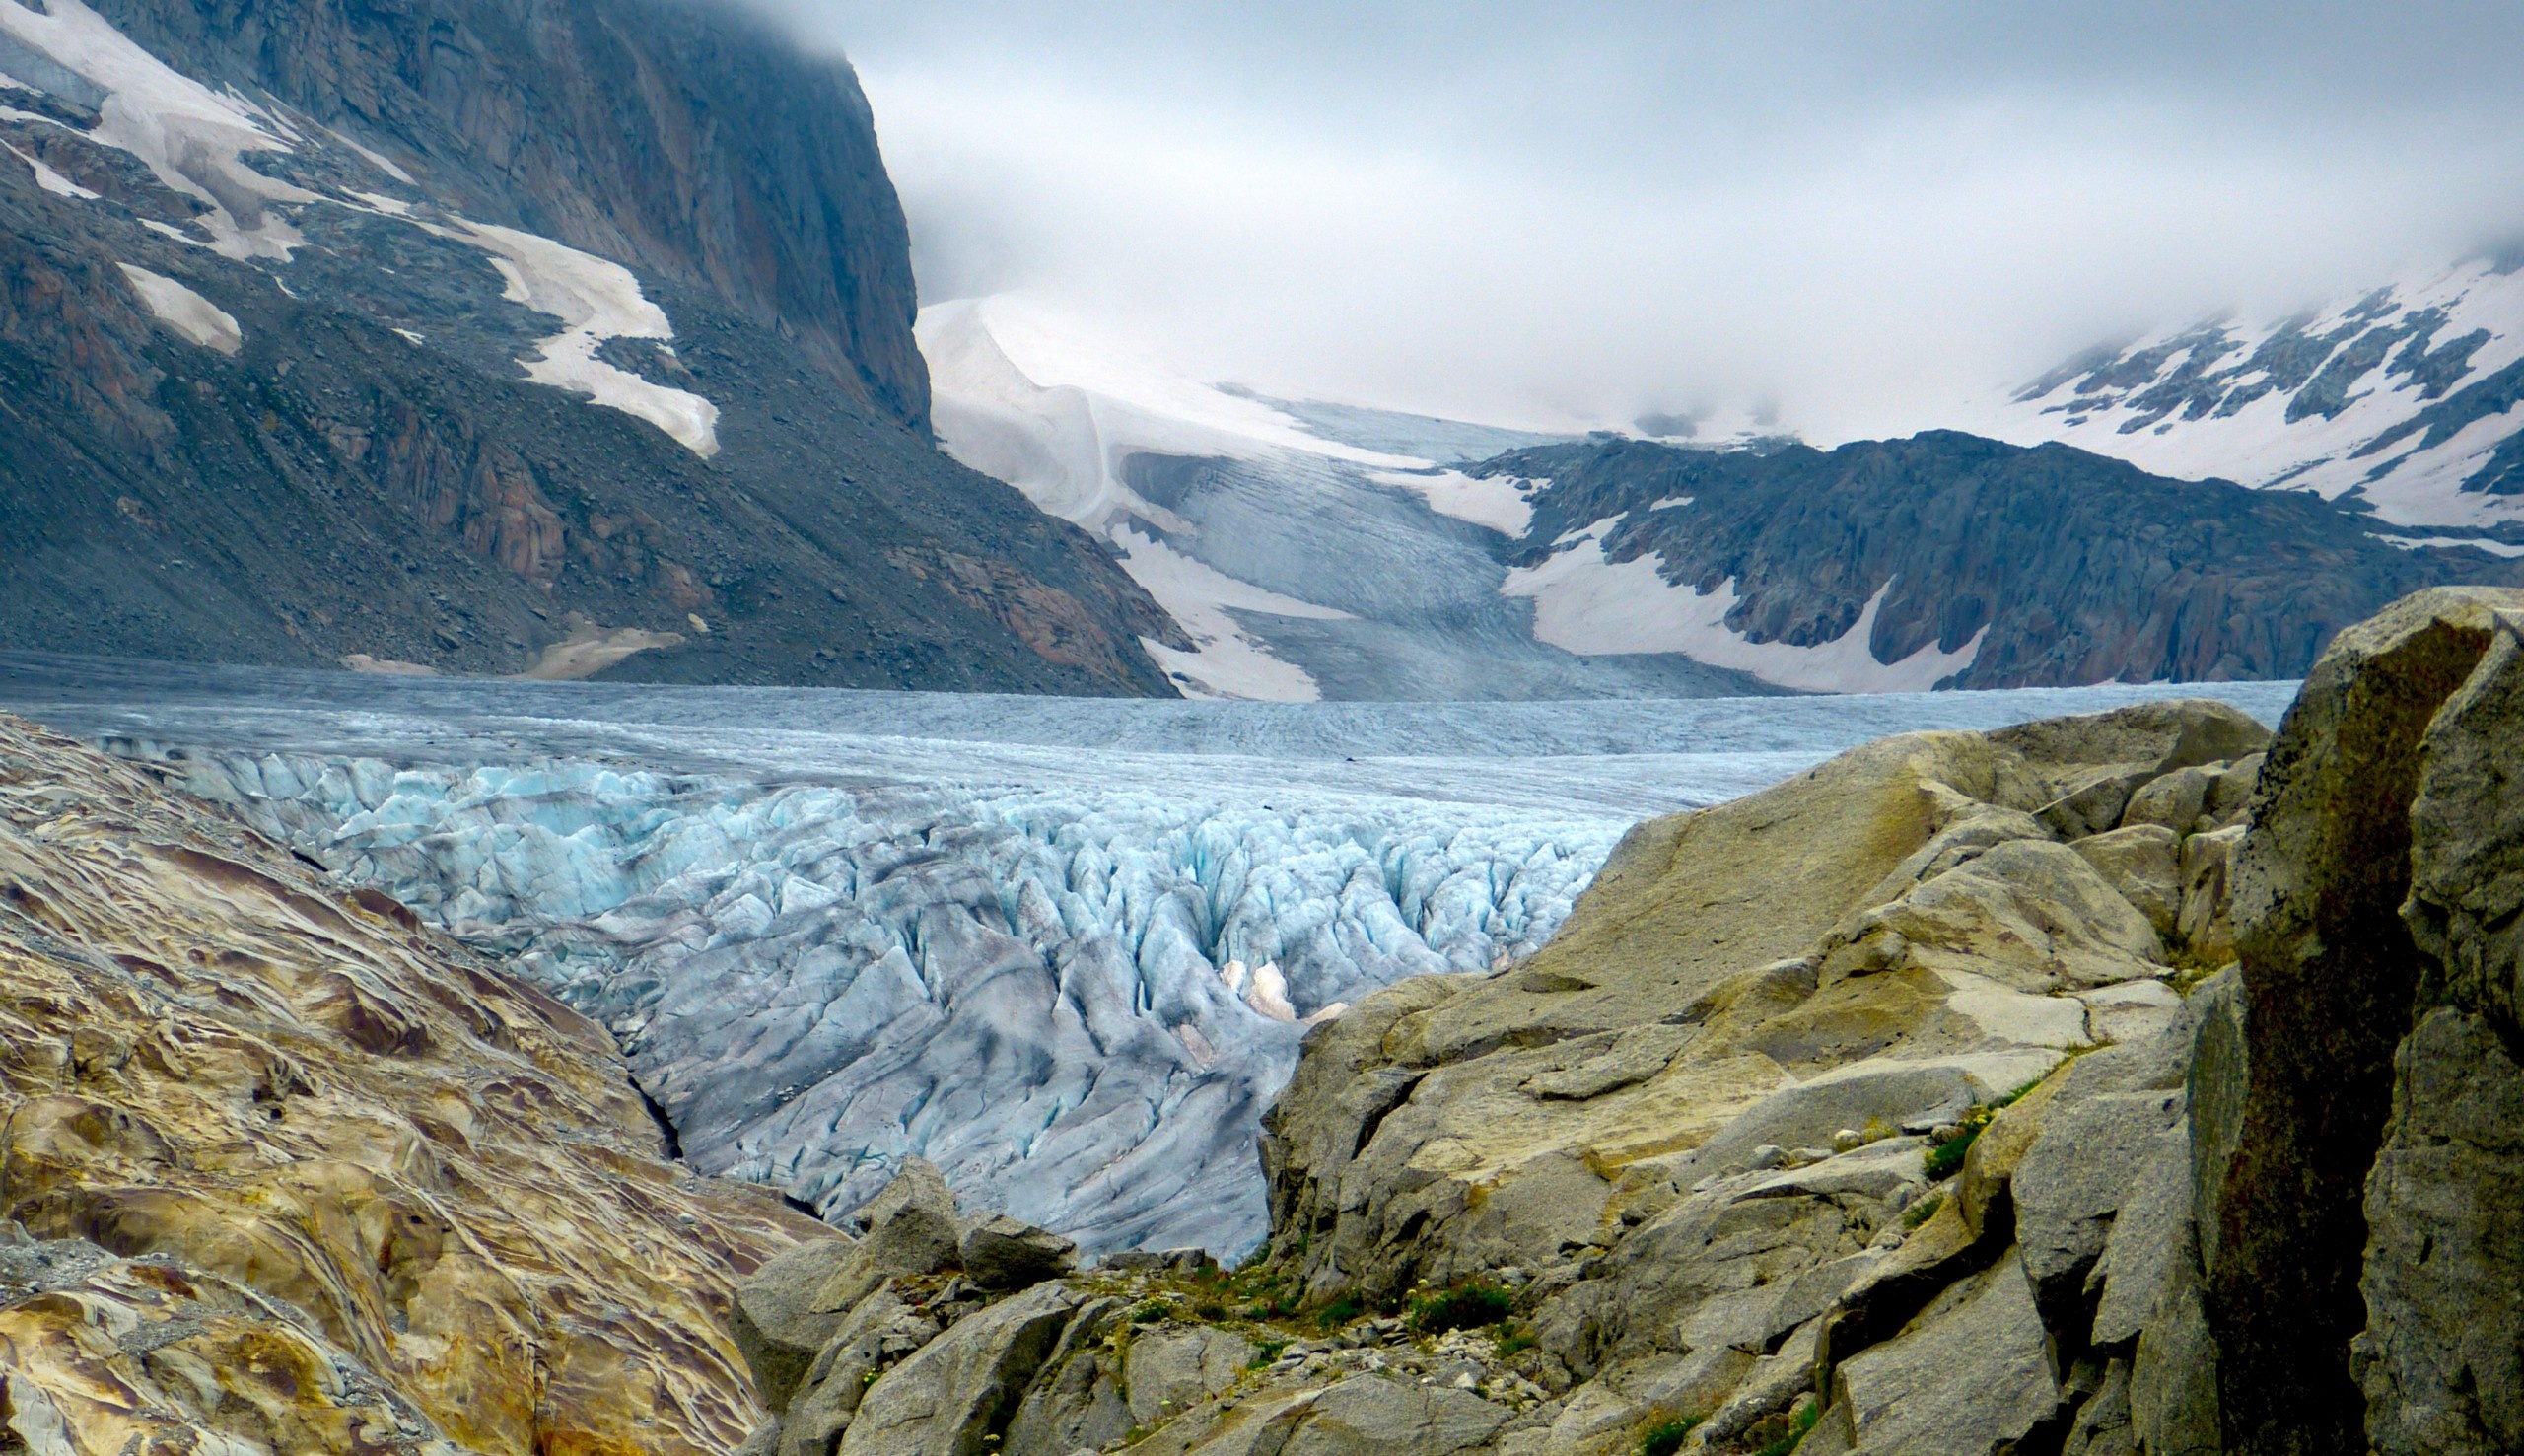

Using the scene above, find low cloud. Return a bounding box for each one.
[752,2,2524,441]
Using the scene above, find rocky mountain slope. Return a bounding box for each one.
[0,709,832,1453]
[1967,254,2524,529]
[0,0,1181,692]
[1486,431,2524,691]
[927,297,2523,698]
[712,586,2524,1456]
[921,296,1767,701]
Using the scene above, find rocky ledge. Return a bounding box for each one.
[0,714,830,1452]
[722,586,2524,1456]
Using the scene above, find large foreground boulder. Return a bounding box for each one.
[2357,613,2524,1455]
[2207,587,2524,1455]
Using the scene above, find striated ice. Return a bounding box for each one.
[172,750,1612,1256]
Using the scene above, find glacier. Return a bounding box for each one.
[0,655,2300,1255]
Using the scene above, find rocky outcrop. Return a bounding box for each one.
[1483,432,2524,689]
[2354,604,2524,1454]
[1259,698,2265,1308]
[0,710,829,1452]
[2200,586,2517,1454]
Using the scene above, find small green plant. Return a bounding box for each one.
[1130,1299,1172,1325]
[1249,1338,1291,1369]
[1922,1125,1978,1181]
[1194,1300,1228,1321]
[1637,1411,1703,1456]
[1752,1402,1820,1456]
[1901,1192,1944,1229]
[1921,1077,2045,1181]
[1314,1291,1368,1330]
[1408,1282,1515,1335]
[1495,1325,1538,1359]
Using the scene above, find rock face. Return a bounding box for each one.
[93,0,932,431]
[1260,698,2265,1306]
[0,710,829,1453]
[1483,431,2524,690]
[2201,586,2518,1454]
[0,0,1184,692]
[2356,608,2524,1455]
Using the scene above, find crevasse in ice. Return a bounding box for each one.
[179,751,1617,1254]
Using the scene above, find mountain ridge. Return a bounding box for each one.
[0,0,1187,694]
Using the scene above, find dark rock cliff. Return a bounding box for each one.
[1481,431,2524,690]
[0,0,1186,692]
[92,0,931,431]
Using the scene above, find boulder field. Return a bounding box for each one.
[9,586,2524,1454]
[726,587,2524,1456]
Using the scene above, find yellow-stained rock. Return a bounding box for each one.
[0,713,825,1454]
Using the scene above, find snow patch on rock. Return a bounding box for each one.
[117,263,238,354]
[1964,257,2524,527]
[0,136,91,197]
[1366,467,1538,536]
[1504,521,1986,693]
[0,0,313,259]
[456,220,720,456]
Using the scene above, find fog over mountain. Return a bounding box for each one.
[750,1,2524,441]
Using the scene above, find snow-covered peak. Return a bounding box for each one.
[1963,255,2524,528]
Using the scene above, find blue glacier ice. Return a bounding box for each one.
[0,656,2301,1254]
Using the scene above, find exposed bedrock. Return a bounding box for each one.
[0,712,829,1453]
[2202,586,2519,1454]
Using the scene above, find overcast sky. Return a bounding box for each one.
[758,2,2524,439]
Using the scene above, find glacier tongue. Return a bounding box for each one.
[175,751,1615,1255]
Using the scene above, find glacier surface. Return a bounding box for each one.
[0,656,2300,1254]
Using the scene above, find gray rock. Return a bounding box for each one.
[2012,1088,2184,1347]
[1992,700,2271,839]
[960,1213,1079,1292]
[730,1236,859,1414]
[1816,1248,2061,1454]
[815,1158,963,1313]
[838,1283,1083,1456]
[2073,823,2183,936]
[2212,586,2522,1456]
[1278,1375,1507,1455]
[2350,616,2524,1455]
[2182,967,2247,1284]
[2174,824,2243,965]
[2354,1006,2524,1455]
[2121,766,2215,836]
[1124,1325,1257,1426]
[2087,1119,2192,1350]
[1833,838,2167,992]
[1003,1298,1131,1456]
[2205,753,2264,828]
[1735,1139,1930,1204]
[778,1285,942,1456]
[2061,1357,2136,1456]
[2129,1225,2221,1456]
[1691,1064,1980,1179]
